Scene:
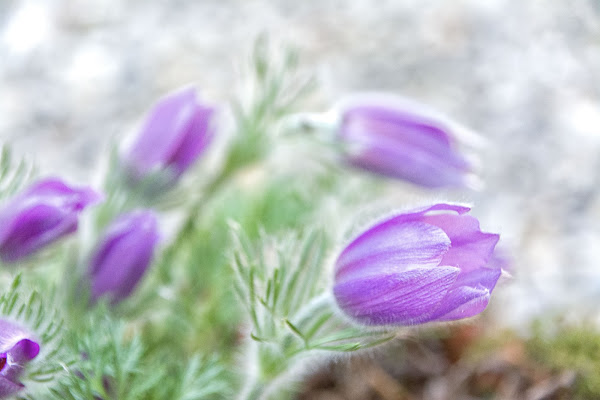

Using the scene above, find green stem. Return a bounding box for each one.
[241,379,267,400]
[292,292,332,323]
[156,146,254,284]
[157,169,231,283]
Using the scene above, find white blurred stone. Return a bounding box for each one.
[1,0,55,55]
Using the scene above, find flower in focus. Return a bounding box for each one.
[88,210,159,304]
[123,86,216,182]
[0,178,102,263]
[0,319,40,398]
[333,204,502,326]
[337,94,474,188]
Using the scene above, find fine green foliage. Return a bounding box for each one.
[231,227,394,398]
[0,145,36,201]
[121,36,328,365]
[125,170,347,365]
[226,35,316,176]
[53,307,229,400]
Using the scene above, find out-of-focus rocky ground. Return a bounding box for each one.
[2,0,600,329]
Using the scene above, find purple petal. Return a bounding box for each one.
[0,376,23,398]
[334,266,460,325]
[430,285,492,322]
[0,320,37,356]
[89,210,160,303]
[336,221,451,283]
[342,114,469,187]
[126,88,198,174]
[0,204,78,263]
[167,105,215,176]
[0,178,101,263]
[20,178,102,211]
[342,104,454,147]
[332,203,503,327]
[425,266,502,322]
[5,339,39,365]
[382,203,471,225]
[335,204,472,281]
[1,342,39,383]
[0,320,39,398]
[339,96,472,188]
[423,212,499,273]
[124,87,216,180]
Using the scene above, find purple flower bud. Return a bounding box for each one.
[0,319,40,398]
[88,210,159,304]
[0,178,102,263]
[123,87,216,181]
[333,204,502,326]
[338,94,474,188]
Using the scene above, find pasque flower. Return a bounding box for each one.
[333,204,502,326]
[123,87,216,181]
[88,210,159,303]
[0,319,40,398]
[0,178,102,263]
[338,94,473,188]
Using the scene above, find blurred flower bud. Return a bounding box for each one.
[123,87,216,182]
[0,178,102,263]
[88,210,159,304]
[338,94,475,188]
[334,204,502,326]
[0,319,40,398]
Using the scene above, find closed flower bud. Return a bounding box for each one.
[123,87,216,182]
[88,210,159,304]
[338,94,475,188]
[0,178,102,263]
[334,204,502,326]
[0,319,40,398]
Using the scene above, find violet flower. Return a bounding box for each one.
[0,319,40,398]
[123,87,216,182]
[88,210,159,304]
[0,178,102,263]
[334,204,502,326]
[338,94,474,188]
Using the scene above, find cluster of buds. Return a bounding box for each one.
[0,82,505,397]
[0,88,213,395]
[0,85,215,284]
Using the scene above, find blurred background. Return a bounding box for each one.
[2,1,600,398]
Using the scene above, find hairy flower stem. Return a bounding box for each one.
[292,292,333,325]
[237,294,334,400]
[240,380,267,400]
[156,131,259,283]
[157,169,231,284]
[284,111,338,141]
